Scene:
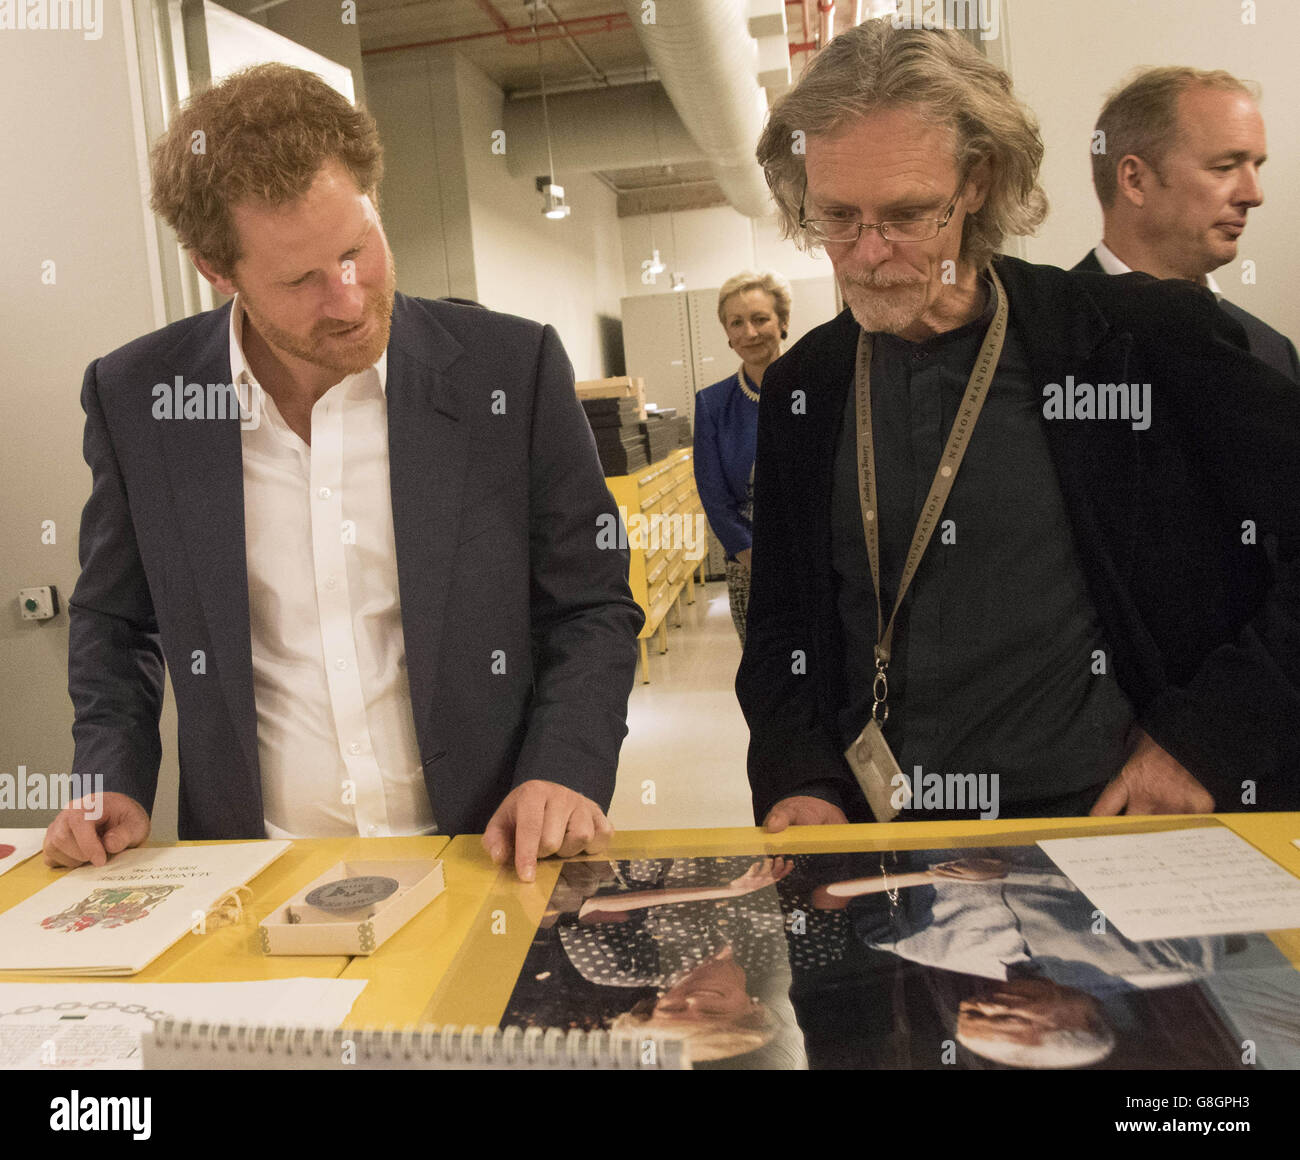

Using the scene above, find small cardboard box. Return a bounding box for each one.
[259,859,445,956]
[576,376,646,419]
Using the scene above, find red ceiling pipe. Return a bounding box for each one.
[477,0,576,48]
[361,10,630,55]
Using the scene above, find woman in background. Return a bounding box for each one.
[693,270,793,644]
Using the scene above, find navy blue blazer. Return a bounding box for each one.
[693,371,760,558]
[68,292,644,838]
[738,255,1300,820]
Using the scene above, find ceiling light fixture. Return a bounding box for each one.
[530,2,570,220]
[537,176,570,219]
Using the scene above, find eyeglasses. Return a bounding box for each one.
[798,186,961,246]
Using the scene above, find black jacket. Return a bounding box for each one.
[1073,249,1299,382]
[737,255,1300,820]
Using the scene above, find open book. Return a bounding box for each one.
[0,842,289,975]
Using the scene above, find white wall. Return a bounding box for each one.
[621,207,833,298]
[365,47,477,302]
[1004,0,1299,335]
[454,56,626,381]
[366,49,627,380]
[220,0,367,104]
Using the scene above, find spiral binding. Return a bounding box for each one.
[144,1020,688,1070]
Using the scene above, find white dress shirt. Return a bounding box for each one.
[1093,240,1222,296]
[231,297,435,838]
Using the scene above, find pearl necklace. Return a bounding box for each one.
[737,367,760,402]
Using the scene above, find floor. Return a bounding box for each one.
[607,579,756,832]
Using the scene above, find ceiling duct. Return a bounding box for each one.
[617,0,774,218]
[503,82,704,177]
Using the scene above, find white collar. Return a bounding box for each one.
[228,294,388,396]
[1094,241,1222,297]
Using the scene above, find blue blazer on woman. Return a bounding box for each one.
[693,370,761,558]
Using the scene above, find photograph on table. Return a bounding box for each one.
[493,843,1300,1070]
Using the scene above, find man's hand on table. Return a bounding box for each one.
[762,795,848,832]
[1090,728,1215,816]
[43,792,151,868]
[482,780,613,883]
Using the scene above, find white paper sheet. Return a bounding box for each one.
[0,830,46,879]
[0,978,366,1068]
[1038,827,1300,940]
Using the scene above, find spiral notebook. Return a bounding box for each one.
[141,1021,688,1070]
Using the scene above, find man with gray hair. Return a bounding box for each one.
[1075,66,1298,380]
[736,19,1300,829]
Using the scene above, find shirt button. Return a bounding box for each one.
[349,741,362,755]
[318,486,332,500]
[325,576,337,590]
[367,825,378,836]
[335,658,347,670]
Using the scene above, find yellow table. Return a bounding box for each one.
[0,835,447,988]
[413,814,1300,1029]
[3,817,1298,1031]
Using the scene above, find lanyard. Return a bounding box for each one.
[854,266,1009,724]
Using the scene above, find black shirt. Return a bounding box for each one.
[830,276,1134,805]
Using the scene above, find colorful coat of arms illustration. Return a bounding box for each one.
[41,884,180,932]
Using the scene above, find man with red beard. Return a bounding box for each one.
[739,21,1300,827]
[47,64,642,880]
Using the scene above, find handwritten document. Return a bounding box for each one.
[1038,827,1300,941]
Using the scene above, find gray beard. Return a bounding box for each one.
[840,278,928,335]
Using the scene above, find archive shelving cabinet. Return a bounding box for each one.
[604,447,707,683]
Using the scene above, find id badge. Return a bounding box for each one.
[844,719,910,822]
